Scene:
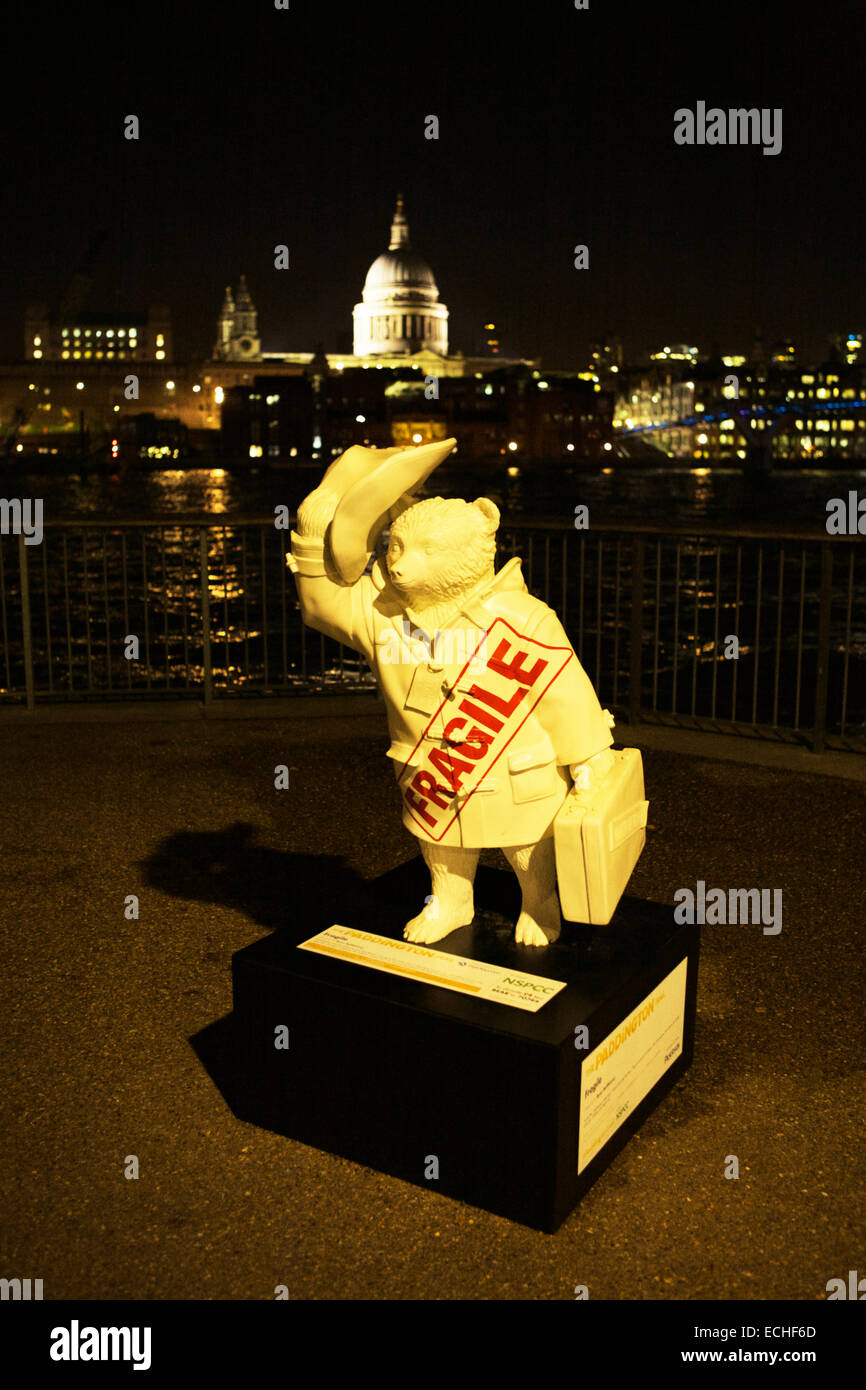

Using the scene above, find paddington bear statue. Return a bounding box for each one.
[288,437,619,947]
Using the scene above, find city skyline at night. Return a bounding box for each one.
[2,0,865,1335]
[2,1,864,370]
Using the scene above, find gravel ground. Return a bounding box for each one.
[1,710,863,1300]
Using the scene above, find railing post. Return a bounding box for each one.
[17,531,35,711]
[628,533,645,725]
[199,527,213,708]
[813,542,833,753]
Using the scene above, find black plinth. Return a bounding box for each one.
[230,858,700,1232]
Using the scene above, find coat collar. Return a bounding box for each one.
[393,555,527,632]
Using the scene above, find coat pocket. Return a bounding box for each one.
[507,739,559,804]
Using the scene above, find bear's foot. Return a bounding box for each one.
[403,894,473,944]
[514,910,561,947]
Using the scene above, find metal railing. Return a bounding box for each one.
[1,516,863,752]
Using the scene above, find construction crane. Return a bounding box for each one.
[53,228,110,323]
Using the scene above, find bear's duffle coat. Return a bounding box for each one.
[289,532,613,849]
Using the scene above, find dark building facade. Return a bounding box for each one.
[220,363,613,464]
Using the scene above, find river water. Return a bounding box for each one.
[2,456,865,527]
[0,458,863,740]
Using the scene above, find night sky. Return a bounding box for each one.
[2,0,864,367]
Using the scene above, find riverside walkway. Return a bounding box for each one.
[1,700,863,1300]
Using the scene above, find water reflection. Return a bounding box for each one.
[150,468,236,515]
[5,457,866,529]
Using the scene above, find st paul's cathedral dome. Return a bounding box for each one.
[352,195,449,358]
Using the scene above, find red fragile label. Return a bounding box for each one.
[399,616,573,841]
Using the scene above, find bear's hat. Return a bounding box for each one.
[329,437,457,583]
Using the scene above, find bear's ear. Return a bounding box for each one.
[473,497,500,534]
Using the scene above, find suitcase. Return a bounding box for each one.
[554,747,648,924]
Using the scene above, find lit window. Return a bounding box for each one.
[96,351,103,359]
[156,333,165,347]
[76,381,84,390]
[118,329,126,337]
[62,350,70,359]
[166,380,175,390]
[214,386,224,404]
[73,328,81,337]
[33,349,42,359]
[155,350,165,360]
[106,330,114,338]
[107,351,114,359]
[84,350,92,358]
[96,330,102,337]
[62,328,69,338]
[73,350,81,359]
[192,384,201,393]
[85,329,91,337]
[33,336,41,346]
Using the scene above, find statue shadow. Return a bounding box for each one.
[169,831,528,1123]
[143,818,530,937]
[142,819,367,935]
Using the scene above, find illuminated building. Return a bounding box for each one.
[24,304,172,362]
[213,275,262,361]
[770,339,797,366]
[650,343,699,364]
[483,323,500,355]
[352,194,448,357]
[247,195,529,379]
[833,331,862,366]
